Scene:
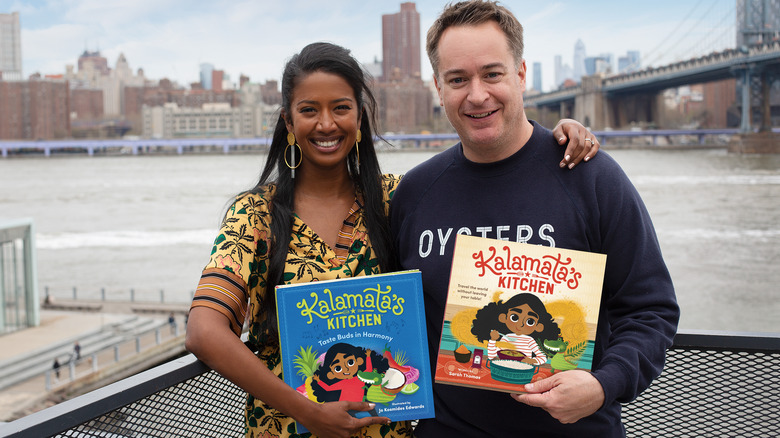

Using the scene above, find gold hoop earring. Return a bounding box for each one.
[355,130,361,175]
[284,132,301,178]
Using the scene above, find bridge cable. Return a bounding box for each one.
[675,4,737,63]
[636,0,707,70]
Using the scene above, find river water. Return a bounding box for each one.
[0,147,778,333]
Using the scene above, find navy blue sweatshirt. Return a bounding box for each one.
[390,121,679,437]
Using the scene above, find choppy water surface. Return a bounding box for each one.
[1,148,778,332]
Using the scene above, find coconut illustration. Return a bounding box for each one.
[381,367,407,395]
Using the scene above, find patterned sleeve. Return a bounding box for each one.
[382,174,402,216]
[190,190,272,336]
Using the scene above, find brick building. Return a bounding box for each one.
[70,88,104,120]
[373,75,432,134]
[0,79,70,140]
[376,2,435,134]
[381,2,421,82]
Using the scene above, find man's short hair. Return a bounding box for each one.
[426,0,525,78]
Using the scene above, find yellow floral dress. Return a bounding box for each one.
[190,175,412,438]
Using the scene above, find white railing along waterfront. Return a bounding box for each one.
[0,129,764,158]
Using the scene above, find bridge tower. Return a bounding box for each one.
[735,0,780,133]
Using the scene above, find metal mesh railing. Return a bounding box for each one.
[56,369,246,437]
[1,332,778,437]
[622,333,780,437]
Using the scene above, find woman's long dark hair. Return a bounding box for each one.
[238,42,396,346]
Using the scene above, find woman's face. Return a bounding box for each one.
[327,352,361,380]
[285,71,361,174]
[501,303,543,336]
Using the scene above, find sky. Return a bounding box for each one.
[3,0,737,92]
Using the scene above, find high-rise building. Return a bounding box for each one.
[0,12,22,80]
[77,51,110,80]
[381,2,421,81]
[584,55,611,76]
[200,63,214,90]
[554,55,563,87]
[554,55,573,89]
[212,69,224,92]
[618,51,641,74]
[573,39,586,81]
[532,62,542,91]
[377,2,431,133]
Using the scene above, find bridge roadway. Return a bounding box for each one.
[525,40,780,131]
[527,40,780,105]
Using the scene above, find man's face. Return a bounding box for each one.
[434,21,529,163]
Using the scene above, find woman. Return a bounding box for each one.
[185,42,598,438]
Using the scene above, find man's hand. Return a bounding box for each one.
[553,119,600,169]
[512,370,605,424]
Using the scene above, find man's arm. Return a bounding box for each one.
[515,155,679,423]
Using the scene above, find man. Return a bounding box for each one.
[389,1,679,436]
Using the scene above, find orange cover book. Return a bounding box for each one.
[435,234,606,393]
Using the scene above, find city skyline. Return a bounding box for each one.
[4,0,737,92]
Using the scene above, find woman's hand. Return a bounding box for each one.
[299,401,390,438]
[553,119,600,169]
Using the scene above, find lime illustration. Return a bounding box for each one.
[400,382,419,395]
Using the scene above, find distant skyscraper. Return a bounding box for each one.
[382,2,421,81]
[0,12,22,80]
[584,55,611,76]
[627,51,640,70]
[584,57,598,76]
[200,63,214,90]
[78,51,109,75]
[573,39,586,81]
[618,51,641,74]
[554,54,573,89]
[601,53,614,73]
[532,62,542,91]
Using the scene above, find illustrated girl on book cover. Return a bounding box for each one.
[471,293,560,366]
[311,342,389,416]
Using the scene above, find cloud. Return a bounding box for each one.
[10,0,736,91]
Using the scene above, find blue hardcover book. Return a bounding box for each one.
[275,270,435,434]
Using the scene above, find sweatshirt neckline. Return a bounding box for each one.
[454,121,542,176]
